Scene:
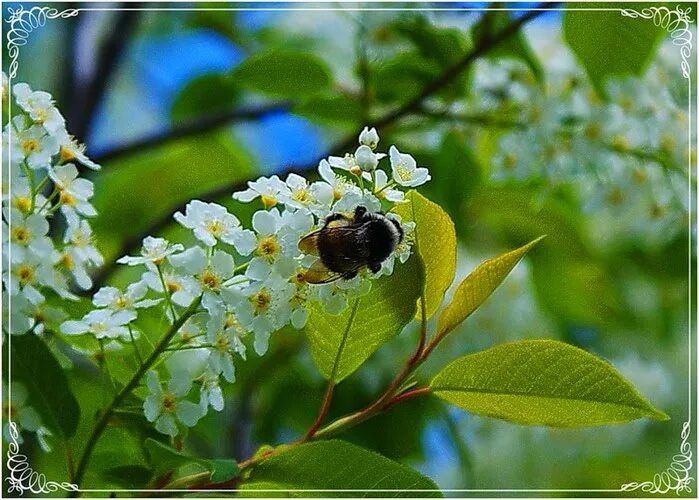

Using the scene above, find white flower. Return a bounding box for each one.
[49,163,96,217]
[280,173,333,215]
[6,294,66,336]
[8,116,59,170]
[205,307,248,382]
[359,126,380,149]
[198,370,225,414]
[143,267,202,308]
[56,246,94,290]
[6,175,47,215]
[2,207,53,263]
[63,216,103,267]
[3,252,62,304]
[222,275,294,355]
[332,189,381,213]
[117,236,184,267]
[389,145,431,187]
[373,169,404,203]
[244,209,298,280]
[328,153,362,176]
[93,281,162,313]
[174,200,255,253]
[169,247,235,312]
[232,175,290,209]
[13,83,66,135]
[54,129,101,170]
[143,371,203,437]
[2,382,53,452]
[355,145,384,172]
[61,308,136,340]
[318,159,360,202]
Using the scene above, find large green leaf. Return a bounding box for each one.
[239,440,440,496]
[563,2,666,96]
[305,255,424,383]
[431,339,669,427]
[7,334,80,437]
[472,7,543,83]
[144,438,239,483]
[232,50,331,97]
[293,94,362,125]
[436,236,544,336]
[170,73,239,124]
[373,53,441,102]
[394,191,456,320]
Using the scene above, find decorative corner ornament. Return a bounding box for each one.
[5,6,79,79]
[621,421,694,494]
[5,422,79,496]
[620,5,694,79]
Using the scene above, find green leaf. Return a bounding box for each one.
[144,438,239,483]
[373,53,441,102]
[293,94,362,125]
[7,334,80,438]
[472,7,543,83]
[239,440,440,496]
[232,50,331,97]
[394,191,456,320]
[171,73,239,124]
[431,339,670,427]
[436,236,544,336]
[305,254,424,383]
[563,2,666,96]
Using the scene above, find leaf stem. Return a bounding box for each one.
[303,382,335,441]
[71,296,202,493]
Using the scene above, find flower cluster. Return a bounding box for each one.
[2,74,103,336]
[2,382,53,452]
[465,35,694,248]
[58,127,427,437]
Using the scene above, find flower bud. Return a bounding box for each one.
[355,145,378,172]
[358,126,379,149]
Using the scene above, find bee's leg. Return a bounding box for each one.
[368,261,382,274]
[343,270,358,280]
[353,205,367,222]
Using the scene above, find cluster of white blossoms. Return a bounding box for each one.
[57,127,427,437]
[466,35,694,247]
[1,74,103,337]
[2,381,53,452]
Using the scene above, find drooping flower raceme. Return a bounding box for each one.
[2,75,103,338]
[54,125,430,438]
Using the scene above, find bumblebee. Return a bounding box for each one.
[298,206,404,284]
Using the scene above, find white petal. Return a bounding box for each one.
[60,320,89,335]
[155,414,178,436]
[252,210,277,236]
[176,401,203,427]
[143,396,160,422]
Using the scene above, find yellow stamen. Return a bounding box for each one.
[260,194,277,209]
[13,196,32,213]
[21,139,39,154]
[59,191,77,207]
[201,270,221,290]
[11,227,30,244]
[17,265,34,283]
[257,236,279,258]
[251,289,272,314]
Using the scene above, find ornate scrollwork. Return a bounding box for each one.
[621,6,694,79]
[5,6,79,78]
[5,421,79,495]
[621,421,694,494]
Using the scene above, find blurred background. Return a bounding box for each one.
[3,1,696,495]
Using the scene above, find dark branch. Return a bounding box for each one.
[71,6,141,142]
[86,4,554,292]
[91,102,291,164]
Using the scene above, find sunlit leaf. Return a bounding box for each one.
[239,440,440,496]
[394,191,456,320]
[232,49,331,97]
[563,2,666,96]
[305,255,424,383]
[7,334,80,438]
[431,339,670,426]
[436,236,544,336]
[171,73,239,124]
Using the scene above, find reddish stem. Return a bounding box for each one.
[304,382,335,441]
[383,387,431,410]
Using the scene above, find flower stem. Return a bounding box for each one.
[71,296,202,493]
[303,381,335,441]
[128,325,143,366]
[156,263,178,320]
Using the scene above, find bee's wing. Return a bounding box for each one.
[298,230,321,256]
[303,259,345,284]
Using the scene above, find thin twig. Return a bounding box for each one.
[91,102,291,164]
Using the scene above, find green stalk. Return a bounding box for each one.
[71,296,202,493]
